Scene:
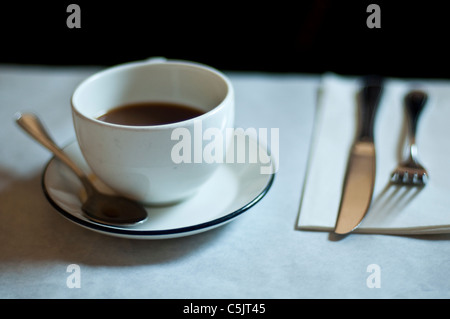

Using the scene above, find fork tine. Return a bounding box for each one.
[419,172,428,185]
[402,171,409,183]
[390,167,427,186]
[414,174,419,184]
[390,171,399,183]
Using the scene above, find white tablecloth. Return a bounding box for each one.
[1,64,449,299]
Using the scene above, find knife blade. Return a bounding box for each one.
[334,77,383,235]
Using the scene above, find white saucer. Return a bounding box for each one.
[42,140,275,239]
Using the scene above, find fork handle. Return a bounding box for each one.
[404,90,428,142]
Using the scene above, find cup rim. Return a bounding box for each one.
[71,60,233,131]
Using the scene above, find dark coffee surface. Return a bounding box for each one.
[97,101,205,126]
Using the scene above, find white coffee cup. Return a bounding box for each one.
[71,59,234,205]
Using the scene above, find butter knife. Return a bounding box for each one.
[334,77,383,234]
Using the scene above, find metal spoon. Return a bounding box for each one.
[15,112,148,226]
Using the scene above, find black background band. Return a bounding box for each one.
[2,1,449,78]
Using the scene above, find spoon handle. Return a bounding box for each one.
[15,113,94,193]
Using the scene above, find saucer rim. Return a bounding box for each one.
[40,141,275,238]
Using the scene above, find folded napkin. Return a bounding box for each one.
[297,73,450,235]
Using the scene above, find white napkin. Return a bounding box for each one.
[297,73,450,234]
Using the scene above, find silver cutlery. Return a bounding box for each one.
[16,112,148,226]
[334,76,384,235]
[390,90,428,186]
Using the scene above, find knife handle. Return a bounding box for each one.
[358,77,383,142]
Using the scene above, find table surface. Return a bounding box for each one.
[1,64,449,299]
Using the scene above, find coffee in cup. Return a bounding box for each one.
[71,59,234,205]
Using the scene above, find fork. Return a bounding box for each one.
[390,90,429,186]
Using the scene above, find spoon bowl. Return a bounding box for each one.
[16,112,148,226]
[81,192,148,226]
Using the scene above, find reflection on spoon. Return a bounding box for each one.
[15,112,148,226]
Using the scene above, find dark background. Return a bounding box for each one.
[2,1,450,78]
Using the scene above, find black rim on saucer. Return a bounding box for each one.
[41,155,275,238]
